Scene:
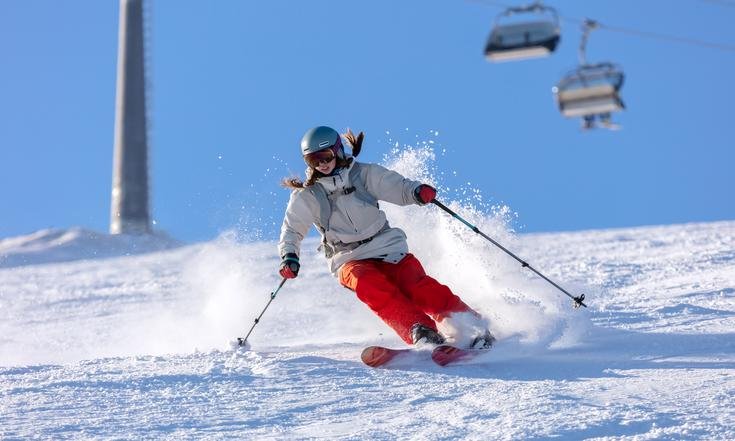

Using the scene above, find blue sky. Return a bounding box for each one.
[1,0,733,243]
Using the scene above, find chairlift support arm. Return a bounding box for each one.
[579,19,600,66]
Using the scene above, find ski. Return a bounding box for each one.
[360,346,412,368]
[362,344,490,367]
[431,345,487,366]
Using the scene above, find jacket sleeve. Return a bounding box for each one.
[362,163,422,206]
[278,190,315,258]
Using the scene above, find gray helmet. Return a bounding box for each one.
[301,126,343,156]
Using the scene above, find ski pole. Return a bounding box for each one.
[237,277,289,347]
[431,199,587,308]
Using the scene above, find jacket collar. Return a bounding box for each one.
[315,160,355,194]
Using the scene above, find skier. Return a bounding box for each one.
[278,126,494,349]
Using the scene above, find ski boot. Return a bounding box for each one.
[470,330,496,350]
[410,323,445,346]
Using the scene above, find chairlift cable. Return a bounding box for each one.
[467,0,735,53]
[562,15,735,53]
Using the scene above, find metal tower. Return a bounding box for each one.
[110,0,151,234]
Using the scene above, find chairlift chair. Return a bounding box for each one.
[484,3,561,62]
[553,62,625,120]
[552,19,626,130]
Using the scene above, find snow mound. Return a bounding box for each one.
[0,227,182,268]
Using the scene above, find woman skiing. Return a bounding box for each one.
[278,126,494,349]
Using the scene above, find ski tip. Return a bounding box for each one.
[361,346,388,367]
[431,344,485,366]
[431,345,457,366]
[361,346,409,368]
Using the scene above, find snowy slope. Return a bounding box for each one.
[1,147,733,439]
[1,218,734,440]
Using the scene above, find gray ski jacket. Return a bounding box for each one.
[278,160,425,275]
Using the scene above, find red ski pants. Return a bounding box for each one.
[339,253,473,344]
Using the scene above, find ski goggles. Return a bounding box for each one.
[304,138,342,168]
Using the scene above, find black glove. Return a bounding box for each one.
[279,253,300,279]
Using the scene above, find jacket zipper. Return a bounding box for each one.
[336,174,358,233]
[344,202,358,233]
